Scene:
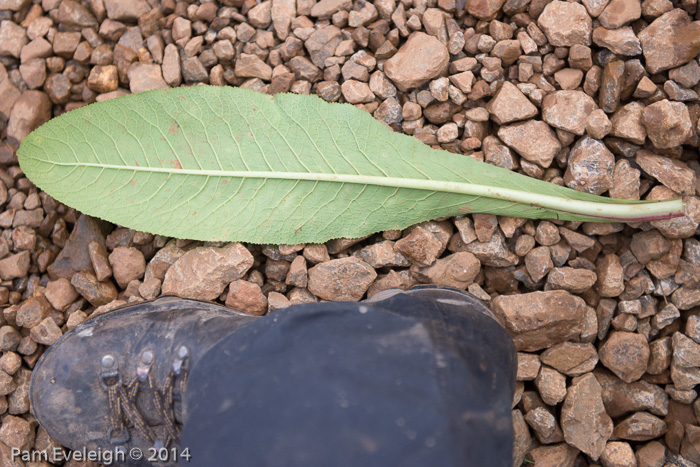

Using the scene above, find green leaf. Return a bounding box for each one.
[18,86,684,244]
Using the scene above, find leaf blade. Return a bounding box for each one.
[18,86,684,244]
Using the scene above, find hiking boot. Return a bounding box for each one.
[364,285,499,322]
[30,295,260,466]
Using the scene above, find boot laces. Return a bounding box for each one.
[99,346,189,448]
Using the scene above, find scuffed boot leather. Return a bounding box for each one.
[30,295,259,466]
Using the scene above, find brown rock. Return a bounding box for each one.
[609,102,647,145]
[127,63,167,93]
[610,159,640,200]
[162,243,253,301]
[103,0,150,21]
[88,240,112,281]
[465,0,506,20]
[535,365,567,405]
[341,80,374,104]
[16,296,50,328]
[638,9,700,74]
[636,440,666,467]
[30,317,63,345]
[70,272,118,307]
[395,226,444,267]
[108,247,146,289]
[225,280,268,316]
[491,290,587,351]
[271,0,296,40]
[630,229,670,264]
[681,424,700,464]
[162,43,181,86]
[0,76,21,120]
[601,441,636,467]
[596,253,625,297]
[0,251,30,280]
[138,278,161,301]
[598,0,641,29]
[599,60,625,114]
[541,342,599,376]
[0,414,33,450]
[485,81,537,125]
[564,136,615,195]
[285,255,308,288]
[412,252,481,289]
[310,0,352,18]
[45,278,79,311]
[308,257,377,301]
[542,91,598,135]
[529,444,579,466]
[592,27,642,56]
[48,215,111,280]
[546,267,598,294]
[497,120,562,168]
[648,186,699,239]
[561,372,614,460]
[463,231,518,267]
[0,20,27,58]
[88,65,119,93]
[525,246,553,282]
[517,352,542,381]
[640,100,692,150]
[360,241,409,268]
[613,411,667,441]
[235,53,273,81]
[599,331,650,383]
[384,32,449,92]
[55,0,98,29]
[537,1,592,47]
[6,90,52,145]
[512,410,532,466]
[305,25,341,68]
[595,369,668,417]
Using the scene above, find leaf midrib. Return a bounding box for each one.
[35,159,682,220]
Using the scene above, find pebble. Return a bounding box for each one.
[412,252,481,289]
[546,267,598,294]
[598,0,641,29]
[29,317,62,345]
[640,100,692,150]
[613,411,667,441]
[0,20,28,58]
[162,243,254,301]
[108,247,145,289]
[395,225,444,267]
[127,63,167,93]
[609,101,647,145]
[636,150,696,196]
[6,90,52,145]
[638,9,700,74]
[564,136,615,195]
[491,290,587,351]
[485,81,537,125]
[599,331,650,383]
[541,342,599,376]
[497,120,562,168]
[596,253,625,297]
[601,441,636,467]
[542,90,598,135]
[537,1,592,47]
[70,271,118,307]
[561,372,613,460]
[535,365,567,405]
[48,215,110,280]
[307,257,376,301]
[44,278,78,311]
[225,280,268,316]
[384,32,449,92]
[0,251,30,280]
[592,27,642,56]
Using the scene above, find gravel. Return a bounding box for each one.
[0,0,700,465]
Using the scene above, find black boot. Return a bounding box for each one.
[30,295,260,466]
